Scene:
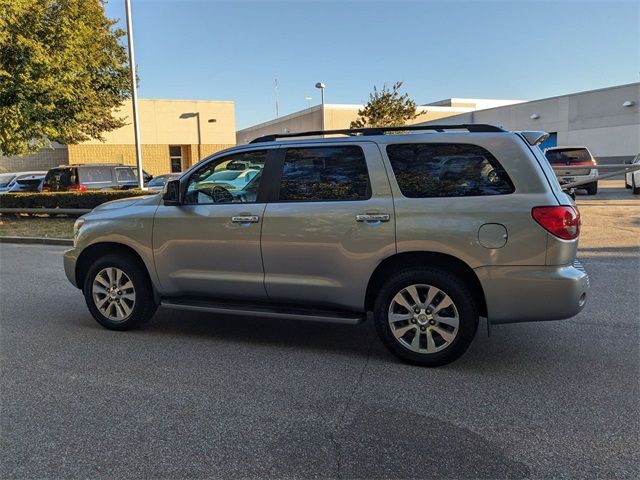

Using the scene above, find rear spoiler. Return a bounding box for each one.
[517,131,549,146]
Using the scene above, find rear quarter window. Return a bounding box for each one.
[386,143,515,198]
[115,167,137,182]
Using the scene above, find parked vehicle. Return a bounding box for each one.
[146,173,181,191]
[5,174,45,193]
[544,146,599,195]
[0,171,47,193]
[64,125,589,367]
[624,153,640,194]
[196,168,260,192]
[42,165,153,192]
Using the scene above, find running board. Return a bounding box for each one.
[160,298,365,325]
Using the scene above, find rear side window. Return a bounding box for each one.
[386,143,514,198]
[79,167,113,183]
[43,168,77,191]
[279,146,370,201]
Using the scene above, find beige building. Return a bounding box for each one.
[236,98,524,144]
[1,99,236,175]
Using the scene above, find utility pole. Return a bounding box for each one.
[124,0,145,189]
[275,78,279,118]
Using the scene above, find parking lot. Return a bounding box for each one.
[1,179,638,479]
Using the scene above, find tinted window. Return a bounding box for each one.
[43,168,77,191]
[184,150,267,204]
[10,178,43,192]
[279,146,370,202]
[545,148,591,164]
[79,167,113,183]
[115,168,137,182]
[386,143,514,198]
[0,174,16,188]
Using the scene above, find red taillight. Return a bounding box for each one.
[532,206,581,240]
[67,184,87,192]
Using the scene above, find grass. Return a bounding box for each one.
[0,215,75,239]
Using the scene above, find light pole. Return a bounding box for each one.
[124,0,145,189]
[315,82,325,131]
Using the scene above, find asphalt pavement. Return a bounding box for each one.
[1,180,638,479]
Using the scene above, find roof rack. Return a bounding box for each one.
[249,124,505,144]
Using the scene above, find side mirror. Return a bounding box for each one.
[163,179,182,206]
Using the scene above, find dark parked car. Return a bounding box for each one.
[42,165,153,192]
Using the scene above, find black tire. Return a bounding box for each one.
[373,268,479,367]
[585,181,598,195]
[625,179,631,189]
[633,177,640,195]
[83,253,157,331]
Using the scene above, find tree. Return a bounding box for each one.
[350,81,424,129]
[0,0,131,156]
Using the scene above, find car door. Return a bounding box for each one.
[260,142,396,311]
[152,148,275,300]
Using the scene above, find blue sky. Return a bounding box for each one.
[104,0,640,129]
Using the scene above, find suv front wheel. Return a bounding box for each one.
[83,253,157,330]
[373,268,479,367]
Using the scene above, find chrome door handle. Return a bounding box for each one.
[355,214,390,222]
[231,215,259,223]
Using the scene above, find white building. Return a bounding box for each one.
[418,83,640,163]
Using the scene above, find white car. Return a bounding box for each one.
[624,153,640,194]
[544,146,599,195]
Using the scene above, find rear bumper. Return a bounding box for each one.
[556,169,597,184]
[475,260,589,325]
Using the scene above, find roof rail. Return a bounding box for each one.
[249,124,506,144]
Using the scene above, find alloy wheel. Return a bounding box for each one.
[92,267,136,322]
[387,283,460,354]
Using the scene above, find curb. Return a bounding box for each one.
[0,236,73,246]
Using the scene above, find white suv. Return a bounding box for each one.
[625,153,640,194]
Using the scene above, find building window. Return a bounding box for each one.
[169,146,183,173]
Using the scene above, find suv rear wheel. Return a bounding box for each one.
[585,181,598,195]
[373,268,478,367]
[83,253,157,330]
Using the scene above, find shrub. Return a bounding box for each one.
[0,190,151,210]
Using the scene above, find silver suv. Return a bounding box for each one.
[63,125,589,366]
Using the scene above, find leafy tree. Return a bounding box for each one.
[350,81,424,129]
[0,0,131,156]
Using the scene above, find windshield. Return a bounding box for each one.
[148,175,169,186]
[204,170,242,182]
[545,148,592,164]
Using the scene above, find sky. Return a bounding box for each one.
[104,0,640,129]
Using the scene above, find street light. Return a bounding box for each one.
[315,82,325,131]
